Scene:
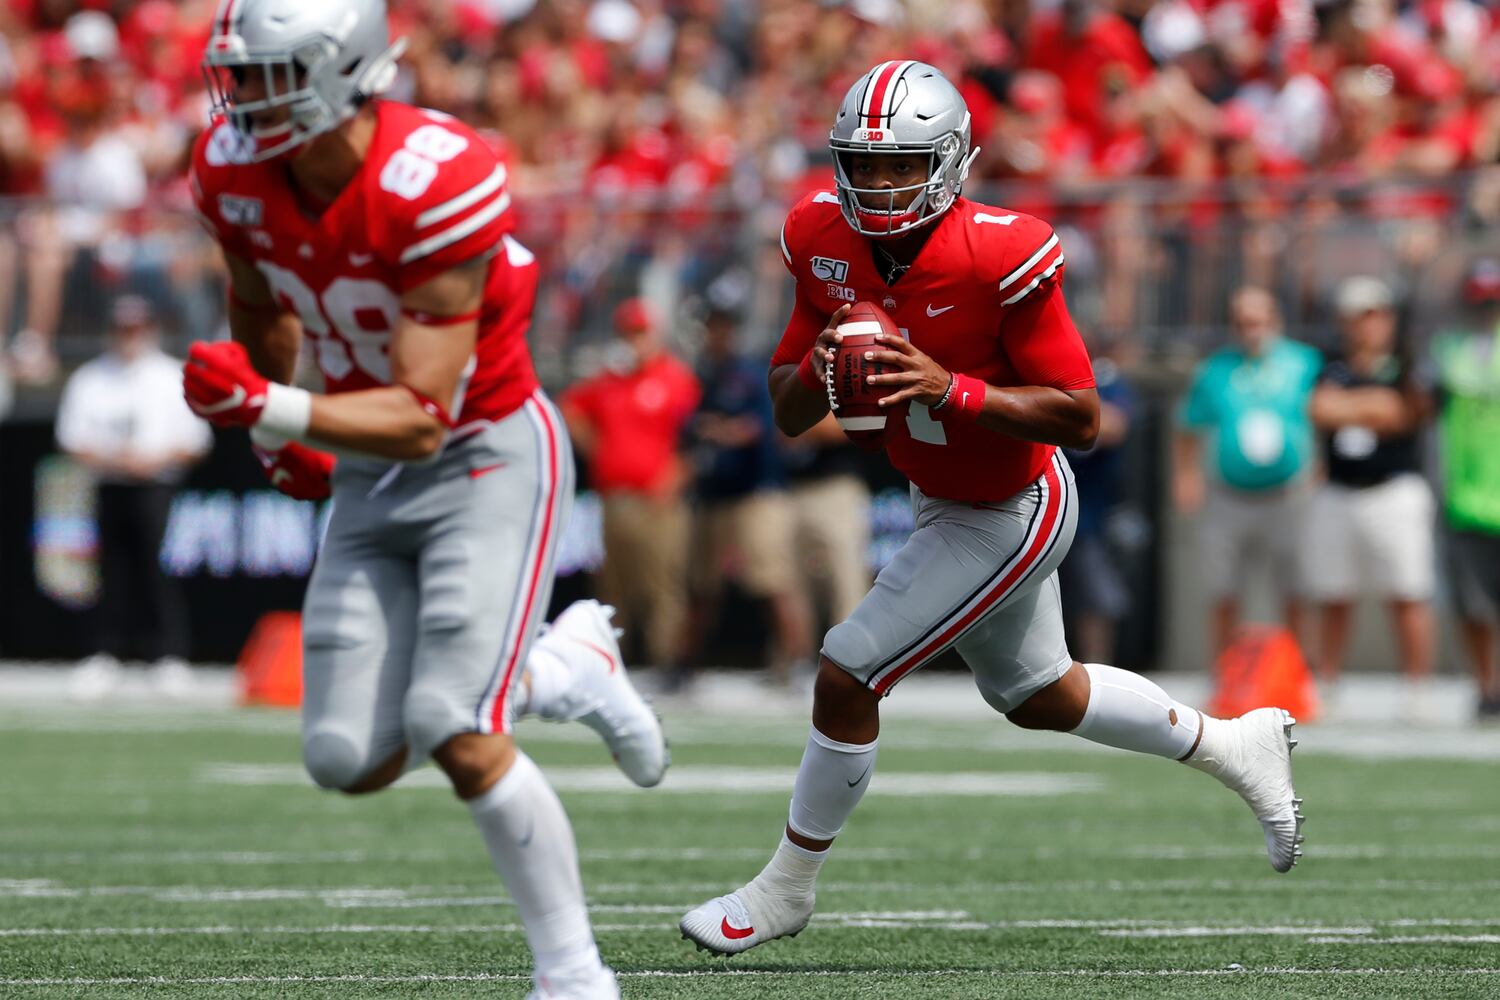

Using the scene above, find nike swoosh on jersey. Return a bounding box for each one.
[926,304,955,317]
[349,253,374,267]
[720,917,755,940]
[469,462,507,480]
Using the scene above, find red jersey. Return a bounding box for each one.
[189,101,540,432]
[560,354,701,495]
[771,192,1095,503]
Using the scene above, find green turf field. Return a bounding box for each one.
[3,696,1498,999]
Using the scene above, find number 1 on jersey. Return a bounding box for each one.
[895,326,948,445]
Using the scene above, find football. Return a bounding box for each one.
[828,301,901,446]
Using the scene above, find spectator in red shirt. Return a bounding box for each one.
[561,298,701,670]
[1024,0,1153,143]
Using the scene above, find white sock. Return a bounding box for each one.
[510,643,577,723]
[1070,662,1205,761]
[467,752,603,981]
[786,727,878,842]
[752,834,827,901]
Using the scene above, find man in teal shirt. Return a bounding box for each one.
[1429,259,1500,718]
[1174,286,1323,660]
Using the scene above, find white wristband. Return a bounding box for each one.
[256,382,313,440]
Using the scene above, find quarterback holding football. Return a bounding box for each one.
[182,2,665,996]
[680,61,1303,955]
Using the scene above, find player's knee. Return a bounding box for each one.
[302,730,369,791]
[432,731,515,799]
[402,688,464,763]
[822,619,882,679]
[814,653,870,704]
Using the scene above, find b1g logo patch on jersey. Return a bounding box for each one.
[827,283,856,302]
[218,194,263,227]
[811,256,849,282]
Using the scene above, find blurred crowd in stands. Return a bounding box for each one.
[5,0,1500,381]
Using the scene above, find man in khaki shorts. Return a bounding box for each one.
[1304,277,1435,714]
[1174,287,1323,659]
[685,307,810,683]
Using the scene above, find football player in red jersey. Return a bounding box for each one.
[681,61,1304,955]
[182,2,665,996]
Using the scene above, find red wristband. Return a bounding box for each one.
[939,373,986,423]
[796,350,823,393]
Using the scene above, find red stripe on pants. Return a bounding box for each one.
[489,397,562,733]
[872,460,1064,694]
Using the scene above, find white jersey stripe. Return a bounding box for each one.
[997,232,1060,291]
[400,191,511,265]
[415,165,507,229]
[1001,251,1065,307]
[780,224,792,265]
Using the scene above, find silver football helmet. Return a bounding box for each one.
[830,61,979,238]
[202,0,407,162]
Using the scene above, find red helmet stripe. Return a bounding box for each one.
[217,0,240,38]
[858,61,892,119]
[864,60,906,129]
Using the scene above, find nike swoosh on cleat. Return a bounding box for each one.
[469,463,506,480]
[926,304,955,317]
[720,917,755,940]
[577,638,618,673]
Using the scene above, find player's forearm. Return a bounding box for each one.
[769,364,830,437]
[973,385,1099,450]
[306,386,449,461]
[229,305,301,385]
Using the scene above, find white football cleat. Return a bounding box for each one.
[540,600,669,788]
[679,881,814,956]
[1186,707,1304,872]
[525,964,619,1000]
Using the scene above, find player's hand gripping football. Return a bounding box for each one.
[183,341,269,428]
[253,441,335,502]
[865,333,952,409]
[810,303,854,380]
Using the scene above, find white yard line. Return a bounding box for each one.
[4,916,1495,938]
[198,763,1105,797]
[3,967,1499,987]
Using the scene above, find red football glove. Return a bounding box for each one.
[184,341,269,428]
[253,441,335,501]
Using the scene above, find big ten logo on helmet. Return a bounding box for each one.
[854,128,892,143]
[218,195,263,227]
[811,256,850,283]
[827,283,856,302]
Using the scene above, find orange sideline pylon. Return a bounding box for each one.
[1209,624,1320,723]
[236,611,303,708]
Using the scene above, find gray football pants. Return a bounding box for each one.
[824,449,1077,711]
[299,391,574,791]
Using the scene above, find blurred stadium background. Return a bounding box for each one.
[3,0,1498,678]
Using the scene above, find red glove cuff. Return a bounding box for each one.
[796,351,823,393]
[400,384,455,429]
[937,373,986,423]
